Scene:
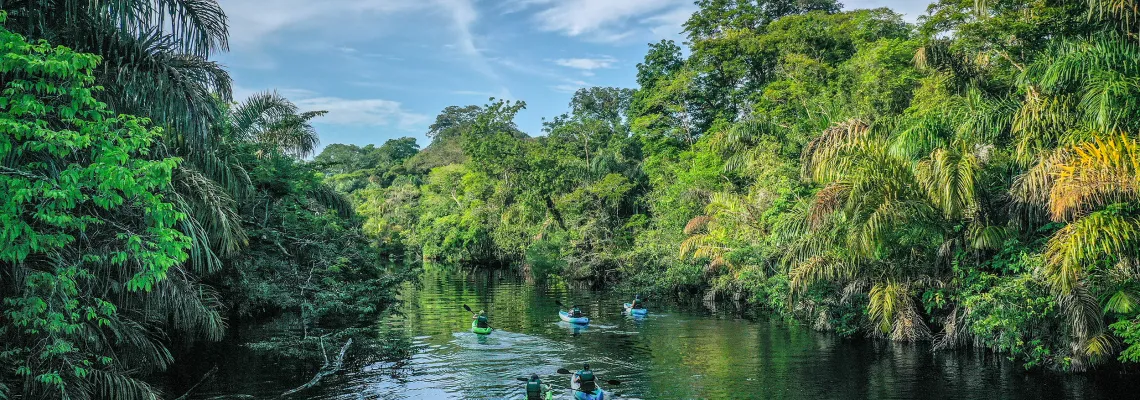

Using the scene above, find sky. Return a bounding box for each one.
[218,0,932,152]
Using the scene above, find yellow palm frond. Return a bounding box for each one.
[1049,134,1140,221]
[1043,210,1140,293]
[1011,148,1070,208]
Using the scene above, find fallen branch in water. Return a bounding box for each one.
[175,365,218,400]
[280,338,353,398]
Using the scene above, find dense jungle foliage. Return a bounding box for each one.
[317,0,1140,373]
[0,3,403,399]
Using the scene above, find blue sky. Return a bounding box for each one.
[219,0,930,152]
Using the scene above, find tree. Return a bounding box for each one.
[427,105,483,141]
[683,0,842,41]
[1,17,202,398]
[2,0,233,146]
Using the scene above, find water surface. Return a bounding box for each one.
[191,266,1140,399]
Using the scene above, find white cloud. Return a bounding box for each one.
[451,87,515,100]
[290,94,429,131]
[492,57,595,93]
[230,86,426,129]
[507,0,691,43]
[554,56,617,70]
[642,4,697,40]
[551,79,590,93]
[223,0,422,48]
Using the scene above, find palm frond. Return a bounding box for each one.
[1104,289,1138,314]
[1048,134,1140,221]
[307,184,355,218]
[801,119,872,182]
[77,22,232,146]
[808,182,850,229]
[788,255,855,295]
[172,166,248,263]
[684,215,712,235]
[1043,210,1140,294]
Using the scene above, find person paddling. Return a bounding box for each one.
[570,306,584,318]
[525,373,551,400]
[630,295,644,310]
[473,309,489,329]
[571,363,598,394]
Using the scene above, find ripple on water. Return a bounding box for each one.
[200,268,1140,400]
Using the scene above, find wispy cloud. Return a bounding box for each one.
[231,86,426,130]
[451,87,515,100]
[554,56,617,70]
[223,0,422,48]
[552,79,590,93]
[298,97,429,130]
[507,0,691,43]
[641,4,697,40]
[493,57,592,93]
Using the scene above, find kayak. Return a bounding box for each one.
[471,320,492,335]
[624,303,648,316]
[571,373,606,400]
[573,387,606,400]
[559,310,589,324]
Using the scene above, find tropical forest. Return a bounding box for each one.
[5,0,1140,399]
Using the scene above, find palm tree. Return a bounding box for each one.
[229,91,326,159]
[1,2,244,397]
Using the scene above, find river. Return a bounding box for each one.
[185,265,1139,399]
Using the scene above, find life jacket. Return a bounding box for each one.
[476,315,489,328]
[577,370,596,393]
[526,378,543,400]
[631,299,642,309]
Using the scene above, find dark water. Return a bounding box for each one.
[186,266,1140,399]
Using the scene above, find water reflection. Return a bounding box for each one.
[188,265,1140,399]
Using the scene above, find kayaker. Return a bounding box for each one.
[473,310,489,329]
[525,373,545,400]
[572,363,597,394]
[630,295,644,309]
[570,306,584,318]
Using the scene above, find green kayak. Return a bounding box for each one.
[471,320,493,335]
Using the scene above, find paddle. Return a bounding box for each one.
[556,368,623,385]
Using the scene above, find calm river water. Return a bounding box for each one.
[187,265,1140,399]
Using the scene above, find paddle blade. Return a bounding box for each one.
[555,300,564,307]
[557,368,572,375]
[516,377,529,382]
[463,304,473,312]
[606,379,622,385]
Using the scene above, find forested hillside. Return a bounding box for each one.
[318,0,1140,372]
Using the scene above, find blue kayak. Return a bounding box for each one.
[624,303,648,316]
[559,310,589,324]
[574,387,606,400]
[571,373,606,400]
